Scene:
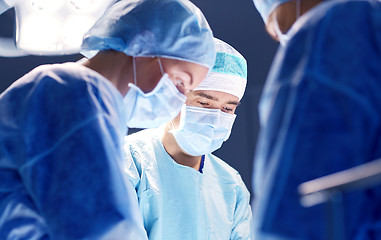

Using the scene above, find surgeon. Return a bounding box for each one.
[251,0,381,238]
[0,0,215,239]
[124,38,253,240]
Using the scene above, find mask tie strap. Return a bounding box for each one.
[170,120,176,130]
[157,57,164,75]
[133,57,137,85]
[296,0,301,19]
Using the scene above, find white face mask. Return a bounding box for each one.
[170,105,236,156]
[123,58,186,128]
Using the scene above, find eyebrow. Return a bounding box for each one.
[195,92,240,106]
[228,100,241,106]
[195,92,218,101]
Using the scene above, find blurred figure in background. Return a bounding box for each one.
[124,38,253,240]
[0,0,215,239]
[251,0,381,238]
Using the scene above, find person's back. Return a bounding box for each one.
[252,0,381,239]
[0,63,142,239]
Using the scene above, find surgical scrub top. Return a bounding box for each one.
[124,127,253,240]
[0,63,147,239]
[253,0,381,239]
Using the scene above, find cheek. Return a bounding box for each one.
[190,78,204,91]
[184,94,196,105]
[185,98,192,105]
[139,72,161,93]
[171,112,182,128]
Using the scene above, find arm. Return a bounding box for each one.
[123,136,142,191]
[231,178,254,240]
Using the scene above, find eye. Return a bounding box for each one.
[174,79,186,94]
[222,106,234,113]
[197,100,209,106]
[173,72,191,93]
[172,75,194,95]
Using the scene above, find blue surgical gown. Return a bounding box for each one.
[253,0,381,239]
[124,127,254,240]
[0,63,147,239]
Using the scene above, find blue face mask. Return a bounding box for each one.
[170,105,236,156]
[123,58,186,128]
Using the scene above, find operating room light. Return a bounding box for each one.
[30,0,64,11]
[62,15,94,49]
[0,0,116,56]
[69,0,100,11]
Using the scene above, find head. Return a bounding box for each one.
[172,37,247,124]
[253,0,322,41]
[132,57,209,95]
[81,0,215,129]
[169,38,247,156]
[81,0,215,94]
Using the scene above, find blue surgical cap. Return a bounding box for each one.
[194,38,247,100]
[253,0,293,23]
[81,0,216,70]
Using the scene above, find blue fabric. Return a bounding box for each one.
[0,63,147,239]
[252,0,381,239]
[81,0,215,70]
[124,128,254,240]
[199,155,205,173]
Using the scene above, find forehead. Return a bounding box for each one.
[187,90,239,103]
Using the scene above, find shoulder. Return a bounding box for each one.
[206,154,251,203]
[277,0,381,82]
[294,0,378,31]
[23,62,113,90]
[26,63,119,108]
[124,128,162,163]
[13,63,123,132]
[125,128,161,149]
[6,63,99,100]
[289,0,379,46]
[206,154,246,187]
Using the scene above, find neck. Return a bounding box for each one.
[266,0,322,38]
[81,50,134,96]
[161,122,202,171]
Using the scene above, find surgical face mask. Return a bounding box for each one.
[274,0,301,46]
[123,58,186,128]
[170,105,236,156]
[0,0,115,57]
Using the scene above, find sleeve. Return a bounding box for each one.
[231,178,254,240]
[19,75,147,240]
[253,8,381,239]
[123,137,142,190]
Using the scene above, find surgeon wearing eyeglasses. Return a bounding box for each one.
[0,0,215,239]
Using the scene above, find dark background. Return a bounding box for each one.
[0,0,278,197]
